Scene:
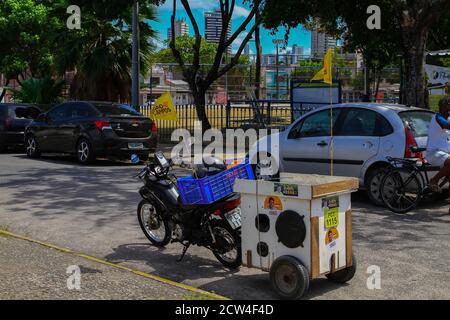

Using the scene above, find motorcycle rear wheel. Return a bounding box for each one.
[210,219,242,269]
[137,200,172,247]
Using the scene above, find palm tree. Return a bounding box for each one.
[52,1,157,102]
[10,77,64,104]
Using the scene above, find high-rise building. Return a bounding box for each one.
[244,44,251,56]
[290,45,304,64]
[311,30,336,58]
[167,19,189,40]
[204,10,232,54]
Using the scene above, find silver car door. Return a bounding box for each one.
[282,108,341,175]
[331,108,380,178]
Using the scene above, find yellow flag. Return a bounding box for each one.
[323,48,333,85]
[311,48,333,84]
[311,68,325,81]
[150,92,177,121]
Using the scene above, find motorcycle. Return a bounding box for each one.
[136,151,242,269]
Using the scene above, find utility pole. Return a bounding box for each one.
[132,0,140,110]
[273,39,284,100]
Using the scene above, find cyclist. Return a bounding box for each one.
[426,96,450,193]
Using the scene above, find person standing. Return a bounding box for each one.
[426,97,450,196]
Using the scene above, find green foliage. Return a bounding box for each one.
[427,9,450,51]
[152,36,219,65]
[0,0,54,80]
[49,0,159,101]
[10,77,65,104]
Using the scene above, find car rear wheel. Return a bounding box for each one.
[77,138,95,164]
[26,135,41,158]
[365,166,389,206]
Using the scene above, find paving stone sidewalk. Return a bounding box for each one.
[0,234,211,300]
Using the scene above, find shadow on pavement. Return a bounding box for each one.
[104,243,346,300]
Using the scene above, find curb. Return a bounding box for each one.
[0,230,229,300]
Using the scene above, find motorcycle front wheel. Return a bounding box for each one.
[210,219,242,269]
[137,200,172,247]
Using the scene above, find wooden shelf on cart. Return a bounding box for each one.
[280,173,359,198]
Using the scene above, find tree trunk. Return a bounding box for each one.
[255,12,262,100]
[402,28,429,108]
[0,79,10,102]
[192,88,211,131]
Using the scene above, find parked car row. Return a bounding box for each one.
[0,103,41,151]
[1,101,158,164]
[1,101,438,205]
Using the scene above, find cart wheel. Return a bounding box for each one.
[326,254,357,284]
[269,256,310,300]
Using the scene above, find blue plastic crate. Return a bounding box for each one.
[177,162,255,205]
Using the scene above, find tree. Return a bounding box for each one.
[0,0,55,101]
[152,35,219,64]
[169,0,263,130]
[10,77,64,104]
[427,9,450,51]
[151,35,252,100]
[262,0,450,108]
[49,0,160,102]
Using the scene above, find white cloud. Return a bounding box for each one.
[233,6,250,18]
[231,31,248,50]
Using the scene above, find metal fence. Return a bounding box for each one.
[142,93,401,143]
[141,100,320,143]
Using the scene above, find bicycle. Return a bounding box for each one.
[380,147,448,214]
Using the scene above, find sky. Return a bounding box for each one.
[147,0,311,55]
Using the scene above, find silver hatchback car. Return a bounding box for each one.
[250,103,436,205]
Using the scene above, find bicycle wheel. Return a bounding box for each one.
[380,168,423,214]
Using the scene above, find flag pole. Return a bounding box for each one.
[330,82,334,176]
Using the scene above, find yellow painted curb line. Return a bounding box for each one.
[0,230,228,300]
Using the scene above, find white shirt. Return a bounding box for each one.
[426,114,450,152]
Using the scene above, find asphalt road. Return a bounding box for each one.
[1,152,449,300]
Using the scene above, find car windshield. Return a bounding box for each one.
[94,103,142,116]
[399,111,434,138]
[8,106,41,120]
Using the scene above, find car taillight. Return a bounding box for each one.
[95,120,111,130]
[223,198,241,212]
[4,117,13,129]
[151,122,157,133]
[404,128,423,159]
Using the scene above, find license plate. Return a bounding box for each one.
[324,207,339,229]
[128,142,144,150]
[224,208,241,230]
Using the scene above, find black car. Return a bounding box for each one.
[0,103,41,152]
[25,101,158,164]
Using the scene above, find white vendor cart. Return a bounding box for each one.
[234,173,359,299]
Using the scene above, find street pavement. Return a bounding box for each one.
[0,152,449,300]
[0,234,204,300]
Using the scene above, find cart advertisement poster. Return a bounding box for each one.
[273,183,299,197]
[263,196,283,215]
[322,196,340,248]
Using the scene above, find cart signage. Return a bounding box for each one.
[322,196,339,229]
[273,183,299,197]
[324,208,339,229]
